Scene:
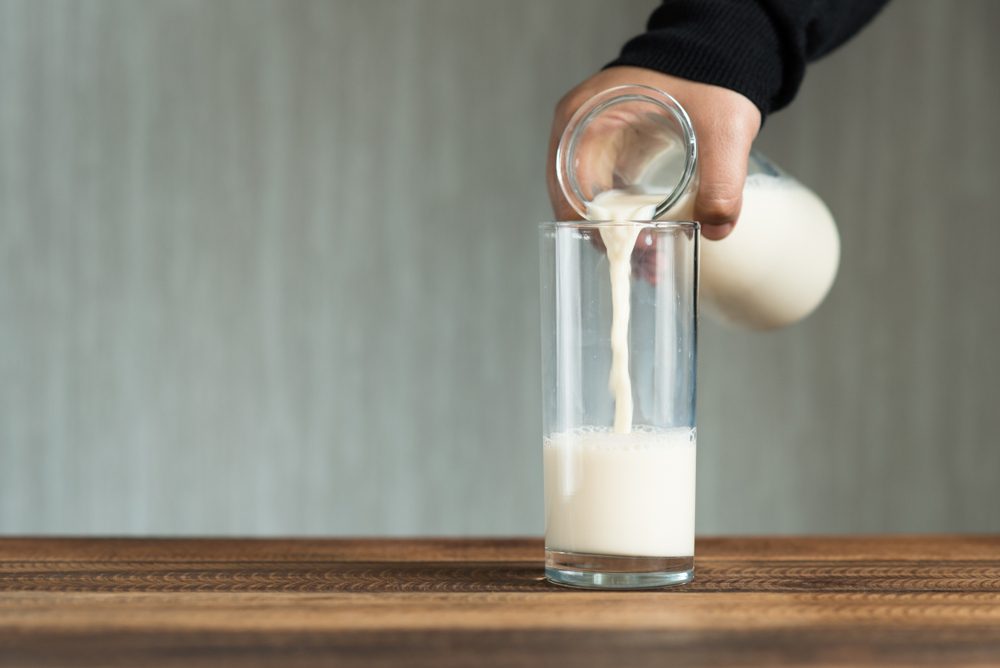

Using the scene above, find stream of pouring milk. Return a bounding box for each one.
[586,189,662,434]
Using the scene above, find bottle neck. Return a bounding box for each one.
[556,85,698,220]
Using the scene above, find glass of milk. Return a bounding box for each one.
[539,218,698,589]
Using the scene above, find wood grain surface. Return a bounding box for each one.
[1,536,999,667]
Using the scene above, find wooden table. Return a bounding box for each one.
[1,536,999,667]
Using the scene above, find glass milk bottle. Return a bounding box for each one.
[556,85,840,330]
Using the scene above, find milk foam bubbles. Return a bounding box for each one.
[544,427,696,557]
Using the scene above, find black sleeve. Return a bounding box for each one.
[606,0,891,116]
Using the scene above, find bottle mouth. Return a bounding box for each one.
[556,85,698,220]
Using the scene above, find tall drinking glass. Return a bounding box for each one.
[540,221,698,589]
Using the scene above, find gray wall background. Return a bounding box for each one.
[1,0,997,535]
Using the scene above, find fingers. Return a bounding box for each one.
[633,230,659,284]
[548,68,762,237]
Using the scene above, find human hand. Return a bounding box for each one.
[547,66,761,241]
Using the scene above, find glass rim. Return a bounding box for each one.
[540,220,699,231]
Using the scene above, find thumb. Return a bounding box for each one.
[693,118,757,241]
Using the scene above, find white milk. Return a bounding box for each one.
[587,192,652,434]
[544,427,696,557]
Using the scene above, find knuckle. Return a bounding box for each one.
[697,187,742,225]
[554,93,579,121]
[554,86,592,122]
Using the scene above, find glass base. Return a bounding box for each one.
[545,549,694,590]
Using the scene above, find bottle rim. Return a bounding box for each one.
[556,84,698,220]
